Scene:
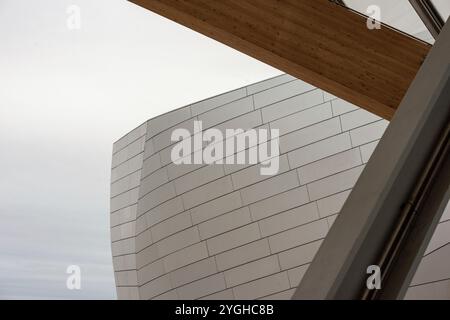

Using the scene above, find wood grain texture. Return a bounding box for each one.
[129,0,431,119]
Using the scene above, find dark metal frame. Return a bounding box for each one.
[409,0,445,38]
[338,0,444,39]
[329,0,346,6]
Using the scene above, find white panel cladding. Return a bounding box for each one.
[278,239,323,270]
[239,170,300,205]
[201,288,235,300]
[287,265,309,288]
[215,239,271,271]
[198,207,252,240]
[111,170,142,198]
[230,154,290,189]
[143,196,184,226]
[181,176,234,209]
[111,153,144,183]
[323,91,337,102]
[190,191,242,225]
[206,223,261,255]
[111,74,447,300]
[233,272,291,299]
[155,226,200,257]
[137,259,165,285]
[116,287,140,300]
[139,167,169,197]
[150,211,192,242]
[139,274,172,300]
[176,273,227,300]
[409,244,450,287]
[405,279,450,300]
[287,133,352,169]
[163,242,209,273]
[297,148,362,185]
[269,101,332,136]
[223,255,281,287]
[169,256,217,287]
[249,187,310,221]
[307,166,365,201]
[190,88,247,116]
[340,108,381,131]
[349,120,389,147]
[110,205,137,227]
[258,202,319,237]
[316,190,352,218]
[174,164,225,195]
[110,122,147,299]
[441,202,450,221]
[112,136,146,168]
[279,117,342,154]
[111,221,136,242]
[152,117,198,154]
[260,288,296,300]
[253,79,315,109]
[331,99,358,116]
[113,254,137,271]
[261,89,325,123]
[268,219,328,254]
[198,96,254,129]
[141,152,162,179]
[146,107,192,139]
[424,220,450,255]
[110,187,140,212]
[113,122,147,154]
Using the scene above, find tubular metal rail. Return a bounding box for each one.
[363,116,450,299]
[409,0,445,39]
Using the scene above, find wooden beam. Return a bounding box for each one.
[129,0,431,120]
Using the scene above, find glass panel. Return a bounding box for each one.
[431,0,450,22]
[344,0,434,43]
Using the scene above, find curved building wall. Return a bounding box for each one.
[110,122,147,299]
[110,74,450,300]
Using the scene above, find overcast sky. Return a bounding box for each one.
[0,0,280,299]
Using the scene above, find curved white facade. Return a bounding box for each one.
[110,74,450,300]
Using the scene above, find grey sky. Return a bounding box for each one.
[0,0,279,299]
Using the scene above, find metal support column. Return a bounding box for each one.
[409,0,444,39]
[293,20,450,300]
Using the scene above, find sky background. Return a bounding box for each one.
[0,0,280,299]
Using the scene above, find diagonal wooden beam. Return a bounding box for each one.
[129,0,431,120]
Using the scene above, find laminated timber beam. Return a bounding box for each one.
[129,0,431,120]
